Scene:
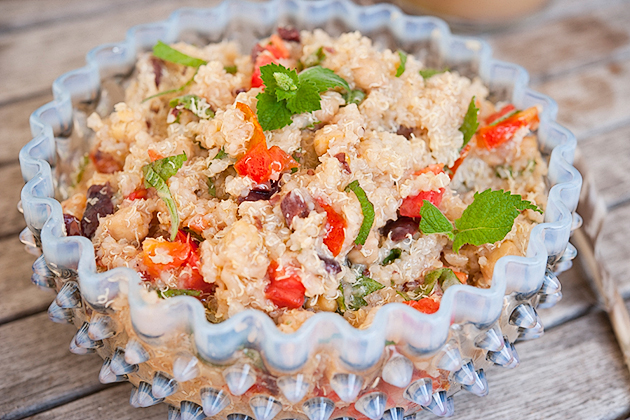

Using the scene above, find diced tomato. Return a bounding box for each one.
[147,149,163,162]
[142,238,190,278]
[266,34,290,60]
[405,298,440,314]
[234,103,298,183]
[485,104,516,125]
[251,35,290,88]
[477,107,539,150]
[319,201,346,257]
[175,230,213,293]
[251,53,277,88]
[127,188,148,200]
[414,164,445,176]
[399,188,445,218]
[449,143,471,179]
[265,261,306,309]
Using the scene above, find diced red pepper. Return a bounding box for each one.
[449,143,471,179]
[142,238,190,278]
[265,261,306,309]
[127,188,148,200]
[319,201,346,257]
[399,188,445,218]
[404,298,440,314]
[477,107,539,150]
[234,103,298,183]
[485,104,516,125]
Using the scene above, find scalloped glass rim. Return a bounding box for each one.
[19,0,582,373]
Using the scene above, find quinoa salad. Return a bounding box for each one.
[61,28,547,332]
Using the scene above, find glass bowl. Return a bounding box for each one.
[18,0,582,418]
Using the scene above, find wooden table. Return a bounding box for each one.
[2,0,630,419]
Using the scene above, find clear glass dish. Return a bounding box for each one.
[18,0,582,418]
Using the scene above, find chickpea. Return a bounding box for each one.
[480,240,520,280]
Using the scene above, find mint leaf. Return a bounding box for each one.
[346,275,385,310]
[459,97,479,149]
[142,70,198,103]
[396,50,407,77]
[158,288,201,298]
[256,91,293,131]
[298,66,350,92]
[214,147,227,160]
[285,80,322,114]
[169,94,214,119]
[345,180,375,245]
[153,41,207,68]
[343,89,366,106]
[274,72,298,91]
[207,177,216,197]
[424,268,461,293]
[303,47,326,68]
[224,65,238,74]
[143,153,187,241]
[260,63,297,96]
[418,200,454,240]
[382,248,402,265]
[452,189,541,253]
[419,68,447,79]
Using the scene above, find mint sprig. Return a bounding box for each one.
[153,41,207,68]
[459,97,479,149]
[143,153,187,241]
[256,63,350,131]
[396,50,407,77]
[418,189,542,253]
[345,275,385,310]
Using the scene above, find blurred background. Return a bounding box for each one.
[1,0,630,419]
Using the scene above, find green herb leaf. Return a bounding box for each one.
[256,91,294,131]
[224,65,238,74]
[260,62,296,97]
[345,180,375,245]
[414,271,438,297]
[142,153,187,241]
[489,109,518,126]
[459,97,479,149]
[382,248,402,265]
[343,89,366,106]
[336,282,347,313]
[157,288,201,298]
[395,50,407,77]
[169,94,214,119]
[141,70,198,103]
[418,200,454,240]
[452,189,541,253]
[419,68,447,79]
[181,227,205,243]
[285,80,322,114]
[207,177,216,197]
[153,41,207,68]
[298,66,350,92]
[214,147,228,160]
[303,47,326,68]
[274,71,298,91]
[346,275,385,310]
[423,267,461,292]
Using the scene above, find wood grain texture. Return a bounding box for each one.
[535,56,630,141]
[1,164,27,238]
[450,311,630,420]
[0,236,52,325]
[597,203,630,299]
[486,2,630,81]
[578,125,630,208]
[0,313,108,420]
[24,385,166,420]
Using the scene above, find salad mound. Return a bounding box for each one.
[61,28,547,332]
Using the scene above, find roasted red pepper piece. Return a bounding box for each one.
[399,188,445,218]
[319,202,346,257]
[234,103,298,183]
[265,261,306,309]
[404,298,440,314]
[477,107,539,150]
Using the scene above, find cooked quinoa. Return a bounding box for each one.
[61,29,547,331]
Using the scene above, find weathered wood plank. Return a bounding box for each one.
[24,385,166,420]
[577,125,630,208]
[0,0,217,105]
[486,2,630,81]
[0,0,150,34]
[1,164,27,238]
[451,310,630,420]
[0,236,52,325]
[0,94,52,166]
[0,313,107,420]
[534,56,630,141]
[597,203,630,299]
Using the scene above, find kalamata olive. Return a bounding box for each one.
[63,214,82,236]
[277,27,300,42]
[396,126,414,139]
[318,254,342,275]
[238,181,280,204]
[90,149,122,174]
[380,217,418,242]
[81,183,115,239]
[334,153,351,174]
[281,190,310,227]
[151,57,164,87]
